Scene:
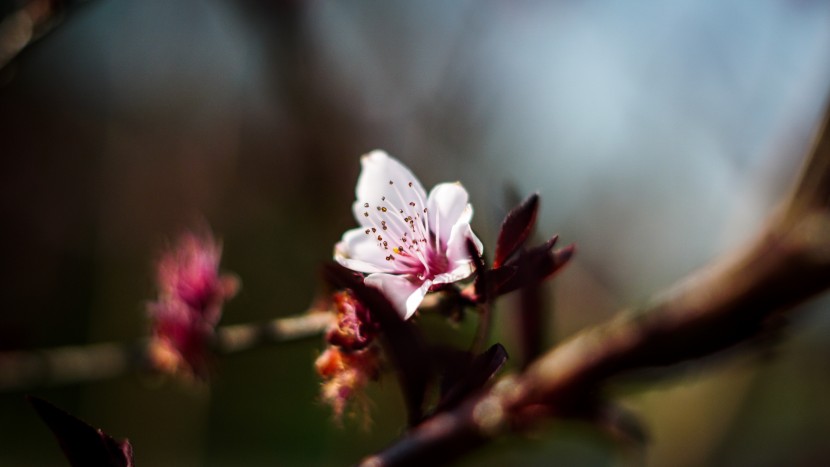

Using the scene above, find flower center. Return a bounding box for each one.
[359,179,445,278]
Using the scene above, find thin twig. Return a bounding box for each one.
[0,312,332,392]
[213,312,333,355]
[358,104,830,467]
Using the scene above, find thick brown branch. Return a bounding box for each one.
[786,107,830,218]
[359,105,830,467]
[0,312,332,391]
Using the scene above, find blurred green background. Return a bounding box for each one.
[2,1,830,465]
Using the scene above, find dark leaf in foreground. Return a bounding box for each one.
[434,343,509,413]
[323,263,432,426]
[433,346,474,401]
[27,396,134,467]
[490,236,575,297]
[493,193,539,268]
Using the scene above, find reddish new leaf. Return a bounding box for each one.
[27,396,134,467]
[479,265,517,301]
[490,236,575,297]
[493,193,540,268]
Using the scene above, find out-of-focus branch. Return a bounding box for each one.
[0,0,77,70]
[0,312,332,392]
[213,311,333,355]
[358,106,830,467]
[785,107,830,221]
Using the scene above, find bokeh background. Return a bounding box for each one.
[2,1,830,465]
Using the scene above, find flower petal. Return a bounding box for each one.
[445,206,483,260]
[338,151,483,309]
[427,182,471,246]
[355,150,427,212]
[335,228,397,274]
[351,201,376,228]
[433,219,482,285]
[364,273,432,320]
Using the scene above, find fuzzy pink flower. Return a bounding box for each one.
[335,150,482,319]
[148,231,238,378]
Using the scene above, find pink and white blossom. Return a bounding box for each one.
[335,150,482,319]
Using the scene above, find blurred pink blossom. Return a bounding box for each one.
[148,231,238,378]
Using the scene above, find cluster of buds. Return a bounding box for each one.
[315,291,381,422]
[147,231,239,379]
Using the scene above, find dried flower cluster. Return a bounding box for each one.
[315,291,381,422]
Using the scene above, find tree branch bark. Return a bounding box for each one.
[0,312,332,391]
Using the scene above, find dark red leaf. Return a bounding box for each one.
[480,265,517,299]
[493,193,539,268]
[322,263,432,426]
[490,236,575,297]
[27,396,134,467]
[432,346,474,400]
[434,343,509,413]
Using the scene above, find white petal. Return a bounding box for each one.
[432,264,474,285]
[355,150,427,210]
[334,228,397,274]
[427,182,470,246]
[434,220,482,285]
[352,201,376,228]
[445,205,482,259]
[365,273,431,320]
